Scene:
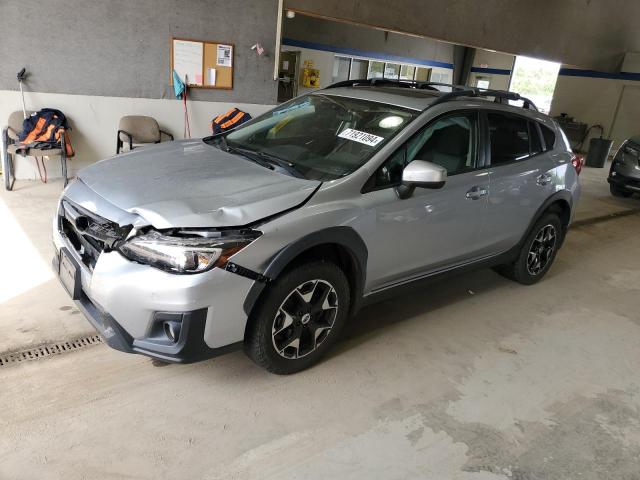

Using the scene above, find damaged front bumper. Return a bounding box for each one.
[51,183,258,363]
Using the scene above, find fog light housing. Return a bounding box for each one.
[163,321,182,343]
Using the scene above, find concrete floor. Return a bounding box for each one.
[1,166,639,479]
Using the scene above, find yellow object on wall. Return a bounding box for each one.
[301,60,320,88]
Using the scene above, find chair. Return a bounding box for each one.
[116,116,173,154]
[2,111,69,191]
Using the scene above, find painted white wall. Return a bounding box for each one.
[468,49,514,90]
[473,49,515,70]
[468,72,511,91]
[0,90,274,179]
[281,45,336,94]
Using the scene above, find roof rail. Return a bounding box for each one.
[429,87,538,111]
[324,79,538,112]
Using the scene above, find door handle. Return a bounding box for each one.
[536,174,552,186]
[465,186,488,200]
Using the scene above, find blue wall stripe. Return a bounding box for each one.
[281,37,455,70]
[470,67,512,75]
[559,68,640,81]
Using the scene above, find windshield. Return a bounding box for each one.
[211,94,417,181]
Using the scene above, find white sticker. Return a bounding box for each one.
[338,128,384,147]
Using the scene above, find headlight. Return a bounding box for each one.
[119,229,260,274]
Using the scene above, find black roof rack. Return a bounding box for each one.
[430,87,538,111]
[324,79,538,112]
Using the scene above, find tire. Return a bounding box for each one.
[610,184,632,198]
[494,213,563,285]
[244,261,350,374]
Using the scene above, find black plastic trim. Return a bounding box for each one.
[519,190,573,247]
[362,247,519,306]
[53,260,238,363]
[225,262,269,283]
[242,226,368,317]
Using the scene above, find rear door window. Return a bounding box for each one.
[487,112,532,165]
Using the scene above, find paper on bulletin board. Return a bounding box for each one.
[208,68,217,86]
[173,39,203,86]
[216,44,233,67]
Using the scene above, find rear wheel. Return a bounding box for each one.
[244,261,350,374]
[494,213,562,285]
[610,184,632,198]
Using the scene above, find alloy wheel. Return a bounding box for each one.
[527,224,557,276]
[272,279,339,359]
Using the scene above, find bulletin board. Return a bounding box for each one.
[170,37,234,90]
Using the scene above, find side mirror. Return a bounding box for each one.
[396,160,447,199]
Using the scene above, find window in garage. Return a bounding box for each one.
[333,56,352,83]
[509,55,561,114]
[332,56,435,83]
[384,63,401,79]
[368,61,385,78]
[415,67,431,82]
[400,65,416,81]
[350,59,369,79]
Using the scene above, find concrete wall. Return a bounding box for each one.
[0,0,278,104]
[468,50,515,91]
[550,70,640,151]
[0,0,279,178]
[285,0,640,72]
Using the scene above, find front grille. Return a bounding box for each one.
[58,199,131,270]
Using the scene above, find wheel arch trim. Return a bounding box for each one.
[241,226,368,317]
[522,190,573,248]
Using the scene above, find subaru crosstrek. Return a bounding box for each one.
[53,80,580,374]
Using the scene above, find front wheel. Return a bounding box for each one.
[494,213,562,285]
[244,261,350,374]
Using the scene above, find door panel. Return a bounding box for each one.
[482,111,557,252]
[365,170,489,291]
[485,157,555,251]
[362,110,489,291]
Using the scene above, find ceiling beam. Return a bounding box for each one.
[284,0,640,71]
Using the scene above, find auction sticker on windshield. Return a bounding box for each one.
[338,128,384,147]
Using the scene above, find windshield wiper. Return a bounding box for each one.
[251,151,306,179]
[228,147,275,171]
[204,133,229,152]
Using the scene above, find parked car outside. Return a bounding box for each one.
[608,135,640,198]
[53,81,581,373]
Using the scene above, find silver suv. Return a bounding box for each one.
[53,80,580,373]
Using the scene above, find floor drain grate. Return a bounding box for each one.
[0,335,103,367]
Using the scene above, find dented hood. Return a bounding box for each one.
[77,139,320,228]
